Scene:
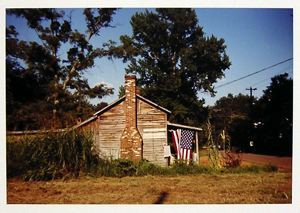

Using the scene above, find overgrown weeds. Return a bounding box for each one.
[7,130,99,180]
[89,159,277,177]
[7,131,278,181]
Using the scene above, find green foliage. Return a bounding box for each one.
[170,162,213,175]
[108,8,230,126]
[111,159,138,177]
[91,159,164,177]
[89,159,277,177]
[136,160,166,176]
[206,119,221,169]
[225,164,278,173]
[7,130,99,180]
[6,9,116,130]
[253,73,293,156]
[210,93,253,150]
[118,85,125,98]
[7,137,33,177]
[7,131,278,181]
[210,73,292,156]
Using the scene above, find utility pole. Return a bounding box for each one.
[246,86,257,98]
[246,86,257,153]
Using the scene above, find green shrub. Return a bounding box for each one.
[222,164,278,173]
[112,159,137,177]
[261,164,278,172]
[136,160,167,176]
[171,162,213,175]
[7,137,34,177]
[91,159,166,177]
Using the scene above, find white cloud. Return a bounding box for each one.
[94,81,114,89]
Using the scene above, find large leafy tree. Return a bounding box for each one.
[108,8,230,125]
[6,9,116,130]
[211,93,254,151]
[254,73,293,156]
[210,73,293,156]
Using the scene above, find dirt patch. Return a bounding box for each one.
[7,172,291,204]
[200,152,292,172]
[239,153,292,172]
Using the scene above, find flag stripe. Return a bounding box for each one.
[171,129,194,163]
[171,130,180,159]
[176,130,181,159]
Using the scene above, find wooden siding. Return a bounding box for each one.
[82,101,125,160]
[137,98,167,166]
[82,98,168,165]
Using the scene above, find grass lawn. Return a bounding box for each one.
[7,172,291,204]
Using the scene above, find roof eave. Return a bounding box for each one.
[74,96,126,128]
[72,115,98,129]
[93,96,125,116]
[136,94,171,114]
[167,122,203,131]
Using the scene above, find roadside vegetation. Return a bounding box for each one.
[7,131,98,180]
[7,131,290,204]
[7,130,278,181]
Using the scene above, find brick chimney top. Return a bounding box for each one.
[125,75,136,80]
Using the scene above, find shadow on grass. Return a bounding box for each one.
[154,191,169,204]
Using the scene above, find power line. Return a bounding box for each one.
[252,68,293,87]
[252,77,270,87]
[215,58,293,89]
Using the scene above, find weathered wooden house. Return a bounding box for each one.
[75,75,202,166]
[7,75,202,166]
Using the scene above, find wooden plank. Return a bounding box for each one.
[167,122,203,131]
[138,115,166,120]
[143,141,165,145]
[143,132,166,139]
[93,101,124,157]
[137,100,167,115]
[143,128,166,132]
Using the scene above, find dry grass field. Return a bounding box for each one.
[7,172,291,204]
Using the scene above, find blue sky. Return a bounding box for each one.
[6,8,293,106]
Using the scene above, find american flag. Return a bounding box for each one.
[171,129,194,162]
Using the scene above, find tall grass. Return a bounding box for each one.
[7,130,99,180]
[7,131,278,180]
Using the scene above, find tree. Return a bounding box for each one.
[210,73,293,156]
[6,9,116,130]
[211,93,254,151]
[118,85,125,98]
[107,8,230,125]
[254,73,293,156]
[6,25,54,130]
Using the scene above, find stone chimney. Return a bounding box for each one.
[120,75,143,161]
